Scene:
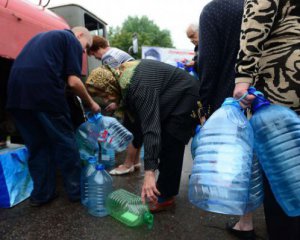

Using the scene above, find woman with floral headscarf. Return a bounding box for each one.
[86,59,200,212]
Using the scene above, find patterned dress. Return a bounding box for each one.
[235,0,300,114]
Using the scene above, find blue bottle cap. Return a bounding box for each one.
[96,164,105,170]
[195,125,201,134]
[87,112,102,123]
[248,87,270,112]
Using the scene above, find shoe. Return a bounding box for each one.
[29,192,59,207]
[109,165,135,175]
[226,222,256,240]
[134,163,141,169]
[149,197,175,213]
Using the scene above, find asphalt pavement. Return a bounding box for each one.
[0,142,268,240]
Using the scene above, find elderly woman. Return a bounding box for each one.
[86,59,200,212]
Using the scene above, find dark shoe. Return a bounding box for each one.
[29,192,59,207]
[226,222,256,240]
[149,197,175,213]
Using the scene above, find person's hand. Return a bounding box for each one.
[105,102,118,112]
[233,82,255,109]
[89,100,101,113]
[141,170,161,204]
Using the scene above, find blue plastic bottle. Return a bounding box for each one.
[99,142,115,169]
[189,98,254,215]
[100,116,133,152]
[245,153,264,213]
[87,164,113,217]
[76,113,102,163]
[81,156,97,207]
[249,89,300,216]
[191,125,201,160]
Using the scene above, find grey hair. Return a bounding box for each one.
[71,26,93,45]
[186,23,199,33]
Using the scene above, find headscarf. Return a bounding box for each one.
[86,61,140,117]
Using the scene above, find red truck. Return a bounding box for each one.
[0,0,107,145]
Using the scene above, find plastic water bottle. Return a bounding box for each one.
[87,164,113,217]
[245,153,264,213]
[176,61,198,79]
[139,145,144,161]
[191,125,201,160]
[99,142,115,169]
[249,88,300,216]
[105,189,154,228]
[100,116,133,152]
[189,98,254,215]
[81,156,97,207]
[76,113,102,162]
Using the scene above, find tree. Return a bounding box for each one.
[108,16,174,58]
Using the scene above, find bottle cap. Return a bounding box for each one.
[144,211,154,229]
[96,164,105,170]
[248,87,270,112]
[195,125,201,134]
[87,112,102,123]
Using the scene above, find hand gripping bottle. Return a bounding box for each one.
[81,156,97,207]
[191,125,201,160]
[105,189,154,229]
[249,87,300,216]
[189,98,254,215]
[87,164,113,217]
[100,116,133,152]
[76,113,102,163]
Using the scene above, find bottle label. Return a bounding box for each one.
[121,211,138,222]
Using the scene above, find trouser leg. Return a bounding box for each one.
[263,174,300,240]
[38,112,81,200]
[11,110,56,202]
[156,130,185,198]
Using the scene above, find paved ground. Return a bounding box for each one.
[0,142,268,240]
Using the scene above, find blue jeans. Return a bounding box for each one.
[11,109,81,202]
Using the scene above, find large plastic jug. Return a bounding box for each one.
[189,98,254,215]
[249,88,300,216]
[87,164,113,217]
[245,153,264,213]
[81,156,97,207]
[105,189,154,228]
[191,125,201,160]
[100,116,133,152]
[76,113,102,162]
[99,142,115,169]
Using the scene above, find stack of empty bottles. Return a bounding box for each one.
[248,87,300,216]
[189,97,263,215]
[105,189,154,228]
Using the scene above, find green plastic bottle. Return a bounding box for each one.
[105,189,154,229]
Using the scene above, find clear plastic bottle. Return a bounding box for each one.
[189,98,254,215]
[87,164,113,217]
[100,116,133,152]
[139,145,144,161]
[191,125,201,160]
[81,156,97,207]
[105,189,154,228]
[249,89,300,216]
[76,113,102,163]
[245,153,264,213]
[99,142,115,169]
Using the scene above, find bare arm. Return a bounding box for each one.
[67,75,100,113]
